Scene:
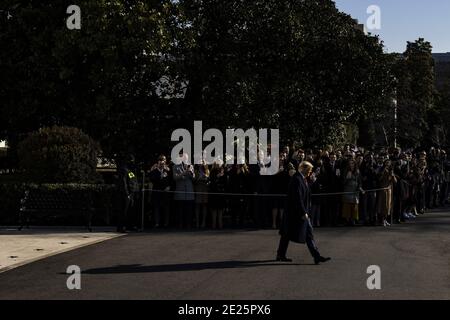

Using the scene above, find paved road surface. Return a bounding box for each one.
[0,228,122,273]
[0,209,449,299]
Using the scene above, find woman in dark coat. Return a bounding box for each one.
[149,155,171,228]
[209,162,227,229]
[228,164,249,227]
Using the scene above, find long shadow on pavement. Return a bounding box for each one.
[80,260,315,274]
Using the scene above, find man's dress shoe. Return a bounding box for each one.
[314,256,331,265]
[276,256,293,262]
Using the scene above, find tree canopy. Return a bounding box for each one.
[3,0,445,164]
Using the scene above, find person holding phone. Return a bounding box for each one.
[149,155,171,228]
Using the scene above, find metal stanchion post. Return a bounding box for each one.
[391,185,394,226]
[141,170,145,232]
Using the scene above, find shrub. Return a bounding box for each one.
[18,126,101,183]
[0,183,118,226]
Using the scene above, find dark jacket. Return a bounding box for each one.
[117,165,139,197]
[229,166,249,194]
[360,160,378,190]
[149,166,171,202]
[149,167,170,191]
[279,172,310,244]
[173,163,195,201]
[323,161,341,192]
[209,168,228,208]
[310,173,325,206]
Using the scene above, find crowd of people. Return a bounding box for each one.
[117,145,450,232]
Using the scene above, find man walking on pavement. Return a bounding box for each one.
[276,161,331,265]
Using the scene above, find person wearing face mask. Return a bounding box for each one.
[276,161,331,265]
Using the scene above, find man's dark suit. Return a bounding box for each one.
[277,172,321,260]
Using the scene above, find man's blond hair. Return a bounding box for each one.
[299,161,314,172]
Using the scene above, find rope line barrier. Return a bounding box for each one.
[140,187,392,198]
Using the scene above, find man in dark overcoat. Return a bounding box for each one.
[276,161,331,265]
[116,155,139,233]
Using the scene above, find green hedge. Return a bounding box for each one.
[0,183,118,226]
[18,126,101,183]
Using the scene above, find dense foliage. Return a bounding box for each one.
[1,1,448,165]
[0,182,117,225]
[18,126,100,183]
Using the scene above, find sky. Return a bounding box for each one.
[334,0,450,53]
